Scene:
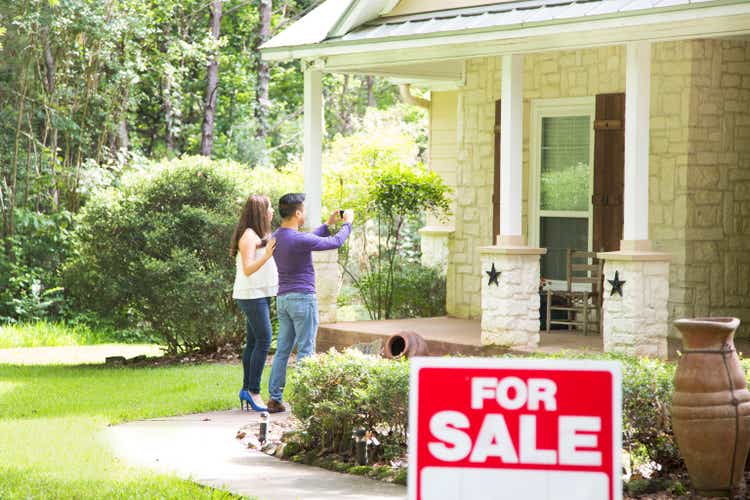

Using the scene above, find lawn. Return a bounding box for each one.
[0,321,144,349]
[0,360,271,498]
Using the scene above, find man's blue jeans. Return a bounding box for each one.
[269,292,319,402]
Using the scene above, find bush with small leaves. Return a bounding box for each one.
[64,156,254,353]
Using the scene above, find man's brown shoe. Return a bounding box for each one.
[267,399,286,413]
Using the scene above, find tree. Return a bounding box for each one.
[200,0,223,156]
[254,0,272,143]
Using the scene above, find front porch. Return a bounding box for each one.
[318,317,750,361]
[263,0,750,360]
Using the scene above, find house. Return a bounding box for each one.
[261,0,750,359]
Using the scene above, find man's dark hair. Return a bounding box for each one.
[279,193,306,219]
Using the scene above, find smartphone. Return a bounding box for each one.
[339,209,345,218]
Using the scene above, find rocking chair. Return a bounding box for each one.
[545,249,603,336]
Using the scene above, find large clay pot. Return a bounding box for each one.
[383,331,429,358]
[672,317,750,497]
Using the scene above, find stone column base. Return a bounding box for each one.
[597,250,671,359]
[479,245,546,348]
[313,249,341,324]
[418,225,454,274]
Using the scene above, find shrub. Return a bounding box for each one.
[340,163,451,320]
[0,209,75,322]
[290,349,409,463]
[290,350,693,477]
[357,262,446,319]
[64,156,249,353]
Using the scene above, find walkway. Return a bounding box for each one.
[0,344,162,365]
[107,409,407,500]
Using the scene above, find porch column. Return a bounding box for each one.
[499,54,524,246]
[303,68,322,229]
[598,41,670,359]
[479,54,545,349]
[304,67,339,324]
[623,40,651,250]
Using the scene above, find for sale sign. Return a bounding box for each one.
[408,357,621,500]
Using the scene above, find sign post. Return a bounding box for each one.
[408,357,622,500]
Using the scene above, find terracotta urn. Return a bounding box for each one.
[383,331,429,358]
[672,317,750,497]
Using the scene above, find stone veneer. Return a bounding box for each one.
[684,40,750,338]
[419,226,454,274]
[479,247,545,348]
[313,249,340,324]
[601,256,670,359]
[427,39,750,337]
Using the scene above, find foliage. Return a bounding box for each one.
[290,349,409,464]
[0,0,399,327]
[619,356,680,473]
[0,209,75,322]
[340,161,451,320]
[291,350,698,480]
[540,162,589,211]
[357,262,446,319]
[0,362,262,498]
[64,157,249,353]
[321,106,427,219]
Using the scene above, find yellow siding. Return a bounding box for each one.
[428,91,459,314]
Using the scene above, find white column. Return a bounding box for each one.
[499,54,524,246]
[303,68,323,230]
[623,41,651,248]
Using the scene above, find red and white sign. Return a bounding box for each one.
[408,357,622,500]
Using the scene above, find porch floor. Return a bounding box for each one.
[318,316,749,361]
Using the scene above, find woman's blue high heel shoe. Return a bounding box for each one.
[239,389,268,412]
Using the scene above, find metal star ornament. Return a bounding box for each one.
[608,271,626,297]
[486,263,501,286]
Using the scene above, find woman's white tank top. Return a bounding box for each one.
[232,230,278,299]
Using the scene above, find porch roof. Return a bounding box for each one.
[262,0,750,79]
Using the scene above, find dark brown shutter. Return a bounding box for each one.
[593,93,625,253]
[492,99,501,244]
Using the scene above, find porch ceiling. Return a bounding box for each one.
[329,60,466,89]
[262,0,750,78]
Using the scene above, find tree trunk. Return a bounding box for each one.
[41,27,59,209]
[200,0,223,157]
[117,119,129,153]
[163,76,176,153]
[366,76,375,107]
[339,74,352,134]
[254,0,272,142]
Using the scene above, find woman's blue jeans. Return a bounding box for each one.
[236,297,273,394]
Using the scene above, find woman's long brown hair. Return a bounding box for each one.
[230,195,272,257]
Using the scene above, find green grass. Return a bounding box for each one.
[0,321,125,348]
[0,361,272,498]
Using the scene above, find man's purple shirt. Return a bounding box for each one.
[272,223,352,296]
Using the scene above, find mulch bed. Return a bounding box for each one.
[104,343,251,367]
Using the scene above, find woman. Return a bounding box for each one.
[230,195,278,412]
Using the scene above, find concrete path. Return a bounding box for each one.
[0,344,163,365]
[107,409,407,500]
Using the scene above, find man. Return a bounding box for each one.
[267,193,353,412]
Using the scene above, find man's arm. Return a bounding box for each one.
[312,224,330,237]
[300,223,352,251]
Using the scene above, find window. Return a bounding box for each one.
[529,98,594,288]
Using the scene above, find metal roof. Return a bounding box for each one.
[334,0,703,43]
[261,0,750,62]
